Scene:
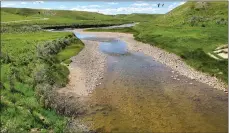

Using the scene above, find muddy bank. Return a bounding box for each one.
[75,30,227,91]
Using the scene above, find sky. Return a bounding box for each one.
[1,1,186,15]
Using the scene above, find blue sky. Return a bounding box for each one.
[1,1,186,15]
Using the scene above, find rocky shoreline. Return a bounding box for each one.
[122,33,228,91]
[57,39,107,96]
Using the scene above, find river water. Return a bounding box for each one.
[74,32,228,133]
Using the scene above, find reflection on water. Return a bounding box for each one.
[99,40,128,55]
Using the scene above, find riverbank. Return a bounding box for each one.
[57,40,107,97]
[75,29,227,91]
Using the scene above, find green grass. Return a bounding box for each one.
[57,38,84,65]
[1,31,79,132]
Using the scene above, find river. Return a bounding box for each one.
[72,31,228,132]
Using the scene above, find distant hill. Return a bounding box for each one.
[1,7,131,26]
[1,7,115,21]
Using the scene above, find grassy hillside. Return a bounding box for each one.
[1,7,131,27]
[134,1,228,83]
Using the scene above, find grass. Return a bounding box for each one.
[1,31,80,132]
[57,38,84,65]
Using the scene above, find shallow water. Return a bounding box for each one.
[75,32,228,132]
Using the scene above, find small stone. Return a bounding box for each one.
[171,71,174,73]
[189,83,193,85]
[177,79,180,81]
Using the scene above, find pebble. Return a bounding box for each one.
[189,83,193,85]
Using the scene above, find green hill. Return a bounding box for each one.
[133,1,228,83]
[1,7,131,27]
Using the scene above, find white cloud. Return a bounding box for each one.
[168,2,177,10]
[87,5,101,8]
[178,1,186,6]
[1,3,16,7]
[42,7,51,10]
[71,6,160,15]
[168,1,186,11]
[21,2,27,5]
[108,2,118,5]
[33,1,44,4]
[132,2,150,7]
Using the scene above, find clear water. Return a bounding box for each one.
[74,33,228,133]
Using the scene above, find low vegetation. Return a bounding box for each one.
[57,38,84,65]
[1,31,83,132]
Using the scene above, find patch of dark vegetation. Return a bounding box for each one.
[42,23,123,30]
